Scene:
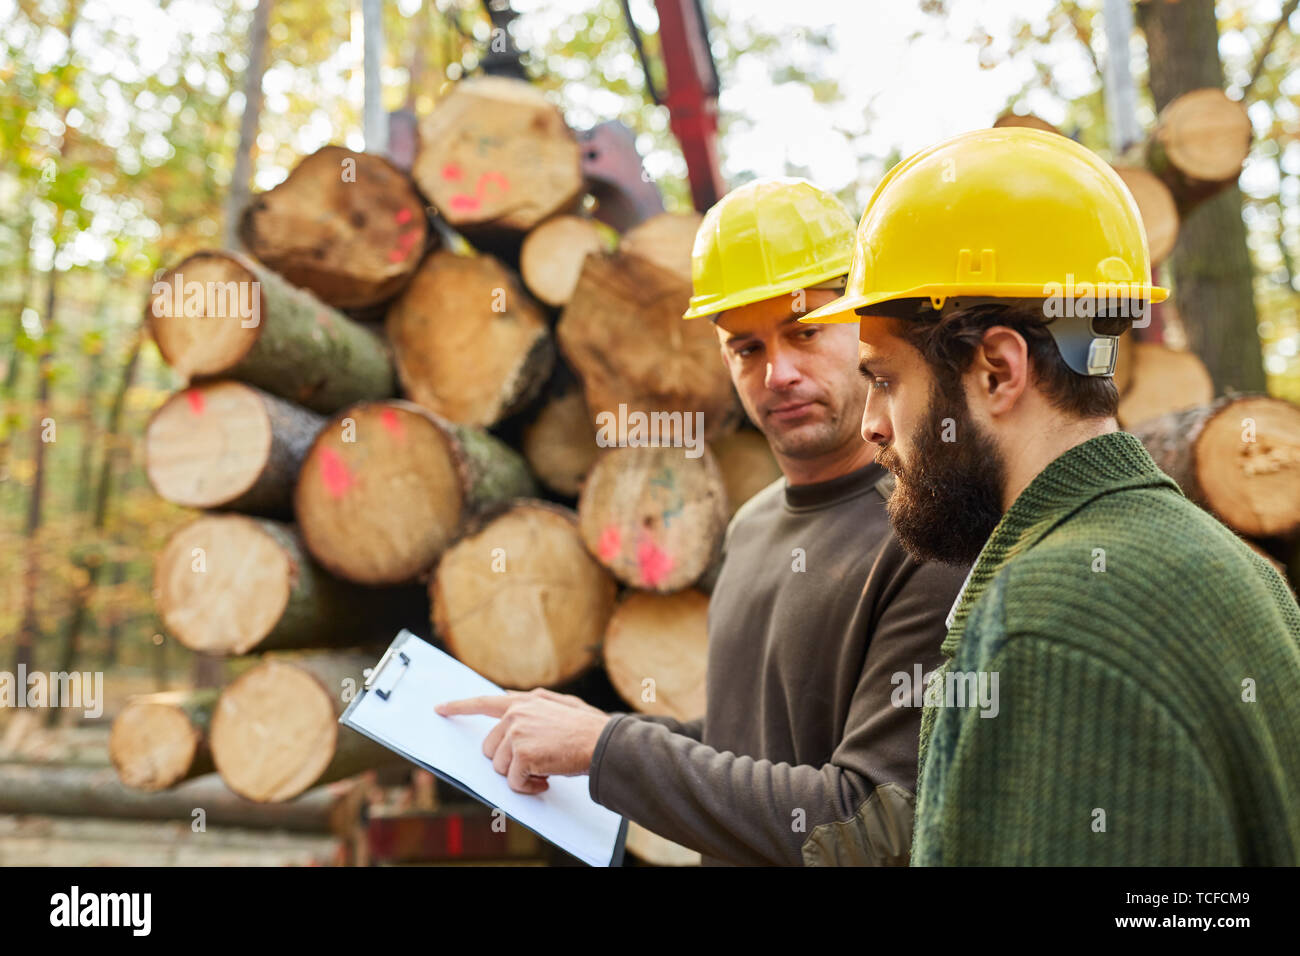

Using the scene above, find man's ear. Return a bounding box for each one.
[968,325,1030,417]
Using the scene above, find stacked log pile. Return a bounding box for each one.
[131,76,762,867]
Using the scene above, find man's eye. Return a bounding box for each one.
[736,344,759,358]
[797,327,818,340]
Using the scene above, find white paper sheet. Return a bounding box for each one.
[339,630,625,867]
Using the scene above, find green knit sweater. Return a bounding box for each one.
[912,430,1300,865]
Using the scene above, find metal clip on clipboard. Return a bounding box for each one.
[365,646,411,701]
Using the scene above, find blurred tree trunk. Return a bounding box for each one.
[1137,0,1267,393]
[0,220,36,487]
[73,333,105,514]
[58,322,143,686]
[15,269,56,676]
[222,0,273,250]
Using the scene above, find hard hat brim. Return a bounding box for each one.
[799,282,1171,324]
[682,262,852,321]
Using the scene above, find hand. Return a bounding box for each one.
[435,688,611,795]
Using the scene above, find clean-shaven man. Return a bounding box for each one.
[803,128,1300,864]
[439,178,968,865]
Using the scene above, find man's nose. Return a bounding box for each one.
[764,343,801,390]
[861,391,891,446]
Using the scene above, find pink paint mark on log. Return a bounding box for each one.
[636,535,674,589]
[319,448,353,500]
[597,525,621,562]
[387,248,406,264]
[379,408,404,440]
[186,390,205,415]
[448,193,481,214]
[478,171,510,197]
[441,163,463,182]
[395,207,413,225]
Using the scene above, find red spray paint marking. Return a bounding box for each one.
[441,162,463,182]
[394,207,413,225]
[597,525,621,562]
[636,534,674,589]
[446,171,512,216]
[186,390,205,415]
[379,407,404,440]
[448,193,481,214]
[319,448,353,500]
[387,227,423,263]
[446,814,463,856]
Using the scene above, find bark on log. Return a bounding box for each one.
[1146,88,1252,210]
[147,250,395,413]
[710,429,782,518]
[295,400,535,585]
[522,384,599,497]
[154,514,424,655]
[577,445,729,592]
[1112,165,1180,268]
[1129,395,1300,539]
[210,652,401,802]
[558,251,740,441]
[1116,342,1214,428]
[108,690,218,792]
[603,589,708,721]
[0,762,364,833]
[237,146,430,309]
[431,501,617,689]
[617,212,703,284]
[386,250,554,427]
[520,215,609,307]
[144,381,325,516]
[413,77,584,236]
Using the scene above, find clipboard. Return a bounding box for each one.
[340,629,627,867]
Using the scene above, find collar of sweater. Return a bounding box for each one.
[942,429,1180,657]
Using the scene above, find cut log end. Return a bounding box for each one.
[603,589,708,721]
[1155,88,1251,185]
[710,430,782,517]
[522,387,599,497]
[109,698,204,792]
[238,146,430,310]
[155,515,292,655]
[210,660,339,803]
[617,212,703,284]
[1113,165,1180,267]
[578,445,729,592]
[1116,342,1214,429]
[147,252,262,378]
[1195,397,1300,539]
[387,251,554,428]
[296,402,467,585]
[520,215,608,307]
[433,502,616,689]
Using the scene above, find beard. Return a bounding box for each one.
[875,379,1006,567]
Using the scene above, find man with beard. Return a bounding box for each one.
[803,128,1300,865]
[438,178,968,865]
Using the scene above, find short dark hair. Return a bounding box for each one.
[889,300,1121,420]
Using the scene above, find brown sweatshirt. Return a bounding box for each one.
[587,461,969,866]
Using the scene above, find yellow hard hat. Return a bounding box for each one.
[802,128,1169,326]
[682,177,856,320]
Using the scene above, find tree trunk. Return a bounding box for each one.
[237,146,429,309]
[221,0,273,250]
[14,269,56,676]
[1137,0,1267,393]
[1128,395,1300,538]
[147,250,395,413]
[431,501,617,688]
[108,690,219,791]
[145,381,325,516]
[577,445,729,592]
[602,589,708,721]
[154,514,425,655]
[295,400,535,585]
[385,250,554,427]
[210,652,401,802]
[0,762,362,833]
